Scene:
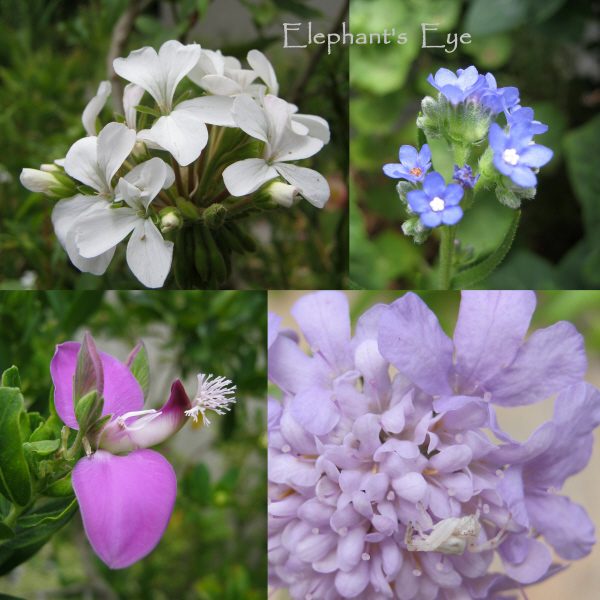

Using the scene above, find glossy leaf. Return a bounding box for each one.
[0,521,15,540]
[17,497,77,527]
[0,387,32,507]
[22,439,60,457]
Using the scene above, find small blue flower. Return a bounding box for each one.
[427,66,483,105]
[407,171,464,228]
[505,105,548,135]
[383,144,431,183]
[489,121,553,187]
[453,164,480,189]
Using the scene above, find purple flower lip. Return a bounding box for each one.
[407,171,464,228]
[489,121,553,187]
[383,144,432,183]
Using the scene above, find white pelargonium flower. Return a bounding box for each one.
[222,94,330,208]
[74,157,175,288]
[113,40,236,166]
[82,81,112,136]
[51,122,137,275]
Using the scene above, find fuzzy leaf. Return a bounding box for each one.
[41,471,74,498]
[17,498,77,528]
[1,367,21,389]
[0,521,15,541]
[22,440,60,457]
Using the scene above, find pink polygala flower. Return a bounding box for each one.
[51,338,192,568]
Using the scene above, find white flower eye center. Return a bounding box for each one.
[429,197,445,212]
[502,148,519,165]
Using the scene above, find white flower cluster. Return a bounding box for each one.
[20,41,331,288]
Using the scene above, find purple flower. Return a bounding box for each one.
[505,105,549,135]
[489,121,553,187]
[268,291,597,600]
[51,335,235,568]
[407,172,463,228]
[453,164,480,189]
[383,144,432,183]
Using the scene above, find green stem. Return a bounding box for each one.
[451,143,471,169]
[438,224,457,290]
[65,427,86,461]
[227,194,255,216]
[171,156,186,199]
[4,503,24,528]
[461,186,475,212]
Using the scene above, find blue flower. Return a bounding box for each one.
[426,66,483,105]
[505,105,548,135]
[453,164,480,189]
[383,144,431,182]
[407,171,464,228]
[489,121,553,187]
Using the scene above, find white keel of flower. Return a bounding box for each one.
[404,502,512,556]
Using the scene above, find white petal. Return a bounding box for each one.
[157,41,201,108]
[223,159,277,196]
[275,163,330,208]
[113,46,165,107]
[117,178,144,210]
[291,120,309,136]
[54,158,65,167]
[66,228,116,275]
[231,94,269,142]
[65,137,105,192]
[247,49,279,96]
[225,68,258,91]
[223,55,241,70]
[20,168,57,193]
[135,129,164,151]
[187,49,224,85]
[263,94,291,150]
[273,126,324,162]
[123,83,145,130]
[82,81,111,136]
[291,114,331,143]
[199,74,242,97]
[180,96,236,126]
[122,157,169,208]
[75,207,139,257]
[96,123,136,193]
[127,220,173,288]
[51,194,108,248]
[150,108,209,166]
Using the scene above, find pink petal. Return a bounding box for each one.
[51,342,144,429]
[72,449,176,569]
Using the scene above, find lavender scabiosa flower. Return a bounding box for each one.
[268,291,597,600]
[383,145,432,183]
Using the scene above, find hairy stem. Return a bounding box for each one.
[438,224,457,290]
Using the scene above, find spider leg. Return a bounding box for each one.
[467,513,513,553]
[417,501,434,528]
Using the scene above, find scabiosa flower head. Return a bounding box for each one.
[489,121,553,188]
[268,290,598,600]
[383,145,432,183]
[453,164,480,189]
[505,105,549,135]
[407,172,463,228]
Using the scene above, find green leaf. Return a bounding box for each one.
[134,104,160,118]
[0,388,32,507]
[0,498,77,576]
[29,421,55,443]
[22,439,60,457]
[125,342,150,401]
[48,186,76,198]
[27,412,44,432]
[451,210,520,289]
[41,471,74,498]
[174,89,192,108]
[75,390,103,430]
[464,0,528,35]
[74,332,103,406]
[76,185,97,195]
[51,172,76,190]
[0,593,28,600]
[1,367,21,389]
[0,521,15,540]
[17,497,77,527]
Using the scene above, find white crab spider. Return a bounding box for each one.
[404,502,512,556]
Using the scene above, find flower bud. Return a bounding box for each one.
[40,163,62,173]
[159,207,183,233]
[75,390,105,431]
[266,182,298,208]
[203,203,227,230]
[19,168,63,195]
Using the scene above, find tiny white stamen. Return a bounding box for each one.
[435,562,444,571]
[387,491,395,501]
[185,373,236,426]
[117,416,126,428]
[312,527,319,535]
[282,445,291,453]
[362,553,370,561]
[447,487,456,497]
[483,504,490,514]
[496,469,505,479]
[455,433,464,443]
[412,569,421,577]
[305,594,313,600]
[338,527,348,536]
[483,392,492,402]
[502,148,519,166]
[429,196,445,212]
[310,344,320,354]
[330,394,337,402]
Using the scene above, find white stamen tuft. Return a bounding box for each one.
[338,527,348,536]
[496,469,505,479]
[502,148,519,166]
[185,373,236,426]
[361,553,370,561]
[282,445,291,453]
[436,562,444,571]
[387,491,395,501]
[429,196,445,212]
[483,504,490,514]
[447,487,456,496]
[455,433,463,443]
[412,569,421,577]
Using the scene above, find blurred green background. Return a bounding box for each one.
[0,0,348,290]
[268,289,600,600]
[350,0,600,290]
[0,290,266,600]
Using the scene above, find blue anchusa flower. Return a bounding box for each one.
[489,121,553,187]
[407,171,464,228]
[382,144,431,183]
[505,105,549,135]
[453,163,480,189]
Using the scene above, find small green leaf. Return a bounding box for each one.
[29,421,54,443]
[114,112,126,123]
[17,497,77,528]
[41,471,74,498]
[174,89,192,107]
[86,413,113,448]
[45,415,63,440]
[0,521,15,540]
[75,390,104,430]
[23,440,60,457]
[27,412,44,432]
[0,388,32,506]
[134,104,160,117]
[51,172,76,190]
[1,367,21,389]
[76,185,97,195]
[451,210,520,289]
[48,186,76,198]
[125,342,150,401]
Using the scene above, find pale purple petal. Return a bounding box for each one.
[268,311,283,349]
[289,387,340,435]
[484,321,586,406]
[500,538,552,584]
[378,293,454,396]
[335,558,370,598]
[73,449,176,568]
[51,341,144,429]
